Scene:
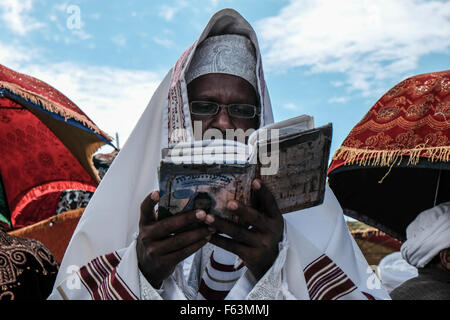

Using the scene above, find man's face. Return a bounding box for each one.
[187,73,259,137]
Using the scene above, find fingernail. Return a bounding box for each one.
[196,210,206,220]
[227,201,238,210]
[205,214,215,224]
[252,179,261,190]
[151,191,160,202]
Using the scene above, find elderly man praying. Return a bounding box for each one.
[49,9,389,300]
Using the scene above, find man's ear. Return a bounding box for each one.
[439,248,450,271]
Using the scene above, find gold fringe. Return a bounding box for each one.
[0,81,104,136]
[332,145,450,168]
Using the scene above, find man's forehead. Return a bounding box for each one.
[188,73,258,104]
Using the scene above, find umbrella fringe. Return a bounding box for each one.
[86,140,107,183]
[0,81,106,137]
[332,145,450,168]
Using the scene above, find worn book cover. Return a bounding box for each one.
[158,163,256,221]
[158,118,332,221]
[258,123,332,213]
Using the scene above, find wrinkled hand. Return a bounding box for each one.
[136,191,215,288]
[206,179,284,281]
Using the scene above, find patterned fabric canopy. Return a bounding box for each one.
[0,64,113,228]
[328,70,450,241]
[330,70,450,171]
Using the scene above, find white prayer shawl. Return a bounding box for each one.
[401,202,450,268]
[48,9,390,300]
[377,252,418,293]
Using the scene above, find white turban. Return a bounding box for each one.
[401,202,450,268]
[185,34,257,91]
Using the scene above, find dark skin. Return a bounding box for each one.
[136,73,284,288]
[188,73,258,135]
[437,248,450,272]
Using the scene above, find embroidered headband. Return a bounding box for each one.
[185,34,257,90]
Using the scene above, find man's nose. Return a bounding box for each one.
[210,106,235,132]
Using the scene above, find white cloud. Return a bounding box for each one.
[257,0,450,97]
[158,1,189,21]
[90,13,101,20]
[0,41,162,150]
[159,5,180,21]
[73,29,92,41]
[0,0,44,35]
[0,42,36,68]
[328,96,350,104]
[283,102,301,111]
[111,34,127,47]
[153,36,175,48]
[24,64,161,149]
[330,81,344,88]
[210,0,220,8]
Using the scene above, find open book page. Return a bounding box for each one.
[158,115,331,221]
[248,114,314,147]
[161,139,250,164]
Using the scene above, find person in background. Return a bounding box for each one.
[390,202,450,300]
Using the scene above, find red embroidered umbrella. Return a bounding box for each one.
[328,70,450,241]
[0,64,113,229]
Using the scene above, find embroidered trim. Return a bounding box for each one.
[11,181,97,226]
[332,145,450,167]
[138,270,163,300]
[167,45,194,145]
[349,115,450,135]
[0,82,103,135]
[0,291,14,300]
[0,231,58,289]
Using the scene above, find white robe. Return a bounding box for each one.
[48,9,390,301]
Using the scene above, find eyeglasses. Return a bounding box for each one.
[190,101,259,119]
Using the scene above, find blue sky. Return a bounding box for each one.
[1,0,449,156]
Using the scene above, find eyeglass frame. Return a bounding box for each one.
[189,100,260,119]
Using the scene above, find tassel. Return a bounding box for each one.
[0,81,109,138]
[333,145,450,168]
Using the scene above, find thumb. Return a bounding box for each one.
[139,191,159,227]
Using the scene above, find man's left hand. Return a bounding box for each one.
[206,179,284,281]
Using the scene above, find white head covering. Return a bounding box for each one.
[377,252,418,293]
[185,34,257,91]
[401,202,450,268]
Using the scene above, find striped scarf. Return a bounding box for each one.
[196,246,245,300]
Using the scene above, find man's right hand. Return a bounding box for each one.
[136,191,215,289]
